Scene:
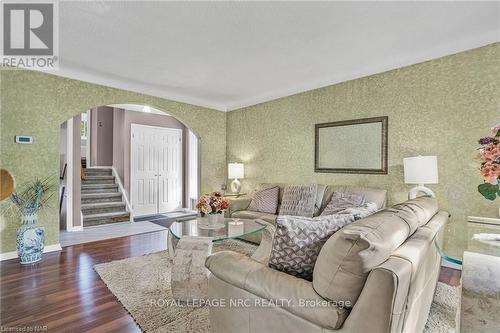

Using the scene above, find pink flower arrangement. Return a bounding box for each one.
[478,124,500,200]
[196,192,231,216]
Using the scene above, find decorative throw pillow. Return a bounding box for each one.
[269,203,378,281]
[279,184,317,217]
[320,191,365,216]
[268,214,357,280]
[247,186,280,214]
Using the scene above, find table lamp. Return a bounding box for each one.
[228,163,244,194]
[403,155,438,199]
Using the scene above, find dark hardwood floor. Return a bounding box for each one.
[1,229,461,332]
[438,266,461,287]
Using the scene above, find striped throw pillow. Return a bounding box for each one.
[248,186,280,214]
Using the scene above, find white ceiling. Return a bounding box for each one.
[58,1,500,112]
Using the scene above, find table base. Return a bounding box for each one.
[168,220,275,302]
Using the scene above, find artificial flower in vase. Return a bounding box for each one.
[477,124,500,216]
[196,192,230,225]
[8,177,56,264]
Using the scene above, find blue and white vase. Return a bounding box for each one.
[16,212,45,264]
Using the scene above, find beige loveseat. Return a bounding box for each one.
[228,184,388,243]
[207,197,448,333]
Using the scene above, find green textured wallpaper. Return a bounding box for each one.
[0,70,226,252]
[1,44,499,256]
[227,43,500,256]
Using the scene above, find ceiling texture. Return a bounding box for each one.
[58,1,500,111]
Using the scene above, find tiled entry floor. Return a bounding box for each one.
[60,210,198,247]
[60,221,166,247]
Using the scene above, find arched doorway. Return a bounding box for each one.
[59,104,200,234]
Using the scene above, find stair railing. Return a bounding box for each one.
[80,159,86,180]
[59,187,65,214]
[60,163,67,180]
[59,163,67,214]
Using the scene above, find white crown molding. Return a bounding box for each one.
[0,243,63,262]
[51,63,229,112]
[32,33,499,113]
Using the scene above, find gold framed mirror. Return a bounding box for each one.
[315,116,388,174]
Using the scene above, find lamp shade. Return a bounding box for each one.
[228,163,244,179]
[403,156,438,184]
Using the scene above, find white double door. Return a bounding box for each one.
[131,124,182,216]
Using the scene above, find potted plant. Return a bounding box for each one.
[478,124,500,215]
[8,177,55,264]
[196,192,230,225]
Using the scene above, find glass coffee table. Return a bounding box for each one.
[168,217,275,302]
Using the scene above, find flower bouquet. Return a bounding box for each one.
[196,192,230,225]
[478,124,500,201]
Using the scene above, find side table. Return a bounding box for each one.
[460,220,500,333]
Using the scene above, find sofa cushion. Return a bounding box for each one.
[279,184,318,217]
[322,186,387,212]
[206,251,349,329]
[312,197,438,307]
[232,210,277,224]
[390,196,439,227]
[320,191,365,216]
[228,197,252,215]
[248,186,280,214]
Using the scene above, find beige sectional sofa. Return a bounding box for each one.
[228,183,387,243]
[207,196,448,333]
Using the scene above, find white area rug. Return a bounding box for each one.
[424,281,460,333]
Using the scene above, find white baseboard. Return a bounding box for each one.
[67,225,84,232]
[441,258,462,270]
[0,243,63,261]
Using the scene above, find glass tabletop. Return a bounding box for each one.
[466,220,500,257]
[168,217,266,242]
[437,220,500,265]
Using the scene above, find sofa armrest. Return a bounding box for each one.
[228,197,252,215]
[206,251,348,330]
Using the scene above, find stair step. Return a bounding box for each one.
[81,192,122,204]
[82,202,126,215]
[82,177,115,185]
[84,168,112,176]
[82,184,118,189]
[81,184,118,194]
[83,175,115,180]
[83,211,130,227]
[84,172,112,177]
[85,168,112,172]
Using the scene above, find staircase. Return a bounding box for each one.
[81,168,130,227]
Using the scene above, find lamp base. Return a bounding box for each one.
[230,179,241,194]
[408,185,435,200]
